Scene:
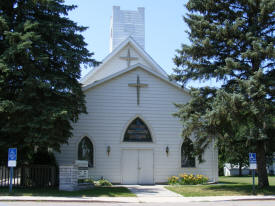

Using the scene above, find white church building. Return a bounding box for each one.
[55,6,218,184]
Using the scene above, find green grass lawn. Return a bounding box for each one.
[219,176,275,185]
[166,176,275,197]
[0,187,136,197]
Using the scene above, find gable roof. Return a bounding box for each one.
[80,36,168,85]
[82,63,189,95]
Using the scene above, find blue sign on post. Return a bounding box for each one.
[8,148,17,193]
[8,148,17,167]
[8,148,17,160]
[249,153,257,164]
[249,153,257,169]
[249,153,257,195]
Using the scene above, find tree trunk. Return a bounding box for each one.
[256,143,269,188]
[239,162,243,177]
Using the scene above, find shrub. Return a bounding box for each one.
[78,178,94,184]
[195,174,208,184]
[94,177,112,187]
[168,174,208,185]
[168,176,179,185]
[98,179,112,186]
[84,178,94,184]
[179,173,208,185]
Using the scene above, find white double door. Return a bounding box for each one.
[122,149,154,184]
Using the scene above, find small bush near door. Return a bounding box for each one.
[91,177,112,187]
[96,179,112,186]
[168,174,208,185]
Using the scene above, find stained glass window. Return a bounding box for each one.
[78,136,94,167]
[124,118,152,142]
[181,138,195,167]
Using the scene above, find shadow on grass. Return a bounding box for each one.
[166,177,275,197]
[166,184,275,197]
[204,184,275,195]
[217,181,239,184]
[0,187,135,197]
[218,176,257,185]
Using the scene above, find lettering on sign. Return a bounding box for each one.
[8,148,17,167]
[249,153,257,169]
[78,168,88,180]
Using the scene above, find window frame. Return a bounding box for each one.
[77,136,94,168]
[123,117,153,142]
[181,138,196,168]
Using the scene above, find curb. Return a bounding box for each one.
[0,196,275,203]
[0,197,139,203]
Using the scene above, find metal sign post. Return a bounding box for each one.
[252,169,255,194]
[9,167,13,193]
[8,148,17,193]
[249,153,257,195]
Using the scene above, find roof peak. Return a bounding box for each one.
[80,37,167,85]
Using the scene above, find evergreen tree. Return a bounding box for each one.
[0,0,96,161]
[173,0,274,188]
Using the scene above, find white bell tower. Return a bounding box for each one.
[110,6,145,52]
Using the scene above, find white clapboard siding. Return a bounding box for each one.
[55,67,218,183]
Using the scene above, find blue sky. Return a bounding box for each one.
[65,0,188,75]
[65,0,219,88]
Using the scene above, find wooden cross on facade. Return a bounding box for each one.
[120,47,138,67]
[128,75,148,105]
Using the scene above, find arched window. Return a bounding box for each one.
[124,118,152,142]
[181,138,195,167]
[78,136,94,167]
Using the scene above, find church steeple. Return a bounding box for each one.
[110,6,145,52]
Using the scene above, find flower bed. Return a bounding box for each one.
[168,173,208,185]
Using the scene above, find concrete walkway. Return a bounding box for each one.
[124,185,182,197]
